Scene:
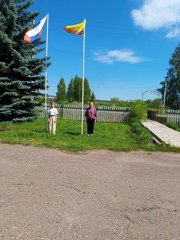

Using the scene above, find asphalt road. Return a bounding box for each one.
[0,144,180,240]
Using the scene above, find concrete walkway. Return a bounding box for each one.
[142,119,180,147]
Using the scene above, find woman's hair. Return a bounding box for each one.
[90,101,94,106]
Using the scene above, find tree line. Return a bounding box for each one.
[56,76,95,104]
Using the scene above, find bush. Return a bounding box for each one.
[129,104,147,121]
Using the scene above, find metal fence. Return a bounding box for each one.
[37,104,130,123]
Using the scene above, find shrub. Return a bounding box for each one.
[129,103,147,121]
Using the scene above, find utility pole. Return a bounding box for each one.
[163,81,167,113]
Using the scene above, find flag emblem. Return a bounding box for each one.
[24,15,47,43]
[64,21,86,35]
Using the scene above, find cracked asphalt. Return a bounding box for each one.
[0,144,180,240]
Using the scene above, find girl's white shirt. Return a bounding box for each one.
[48,108,58,116]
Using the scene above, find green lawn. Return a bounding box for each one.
[0,118,179,152]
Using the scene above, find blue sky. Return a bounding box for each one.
[32,0,180,101]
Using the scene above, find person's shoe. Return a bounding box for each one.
[87,134,89,136]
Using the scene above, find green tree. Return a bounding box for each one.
[111,97,120,106]
[90,91,96,102]
[158,44,180,108]
[67,78,74,102]
[73,75,81,102]
[56,78,67,103]
[84,78,91,103]
[68,76,91,103]
[0,0,50,122]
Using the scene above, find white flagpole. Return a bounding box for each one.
[81,19,86,135]
[44,13,49,131]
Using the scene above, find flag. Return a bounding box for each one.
[24,15,47,43]
[64,21,86,35]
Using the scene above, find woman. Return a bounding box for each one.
[85,101,97,136]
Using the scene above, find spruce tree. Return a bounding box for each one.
[73,75,82,102]
[84,78,91,103]
[90,91,96,103]
[0,0,50,122]
[67,78,74,102]
[72,76,91,103]
[67,76,92,103]
[56,78,67,103]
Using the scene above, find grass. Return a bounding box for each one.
[165,122,180,132]
[0,118,179,152]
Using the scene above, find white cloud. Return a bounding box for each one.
[131,0,180,37]
[166,26,180,38]
[93,49,143,64]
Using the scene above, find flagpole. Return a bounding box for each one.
[81,19,86,135]
[44,13,49,131]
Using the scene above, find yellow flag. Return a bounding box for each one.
[64,21,86,35]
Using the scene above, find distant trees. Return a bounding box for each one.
[72,75,91,103]
[90,91,96,102]
[158,44,180,108]
[56,75,92,104]
[111,97,120,105]
[144,98,161,108]
[73,76,82,102]
[67,78,74,103]
[83,78,91,103]
[0,0,50,122]
[56,78,67,103]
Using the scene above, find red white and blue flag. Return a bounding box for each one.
[24,15,47,43]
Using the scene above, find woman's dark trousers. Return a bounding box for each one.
[87,119,95,134]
